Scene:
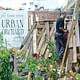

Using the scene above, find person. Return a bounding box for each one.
[10,52,14,72]
[55,11,69,60]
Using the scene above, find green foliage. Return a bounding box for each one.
[0,53,12,80]
[78,2,80,7]
[45,38,59,79]
[0,32,7,48]
[46,37,59,61]
[16,51,26,60]
[38,57,50,68]
[12,73,27,80]
[34,76,41,80]
[55,8,61,11]
[0,32,12,80]
[15,37,66,80]
[47,71,59,79]
[26,56,38,72]
[17,62,26,69]
[16,51,26,70]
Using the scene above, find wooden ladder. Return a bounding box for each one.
[59,0,78,79]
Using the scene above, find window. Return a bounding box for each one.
[30,2,33,5]
[28,8,31,10]
[35,5,38,7]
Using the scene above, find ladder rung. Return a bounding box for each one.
[67,15,73,16]
[67,8,74,10]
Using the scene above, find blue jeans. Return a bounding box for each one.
[55,32,68,60]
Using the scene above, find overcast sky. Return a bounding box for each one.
[0,0,66,10]
[34,0,66,9]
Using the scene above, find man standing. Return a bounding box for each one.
[55,12,68,60]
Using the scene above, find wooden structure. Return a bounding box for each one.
[13,1,80,79]
[20,20,55,58]
[20,11,60,57]
[64,0,80,64]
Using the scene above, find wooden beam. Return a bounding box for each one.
[45,22,49,38]
[78,47,80,53]
[72,21,77,63]
[37,30,46,54]
[14,55,16,73]
[44,27,55,58]
[22,23,36,46]
[45,49,49,58]
[31,14,33,26]
[28,16,31,31]
[37,29,45,46]
[33,29,37,54]
[40,43,47,56]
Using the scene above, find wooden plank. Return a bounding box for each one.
[39,27,54,56]
[37,22,54,56]
[28,16,31,31]
[68,48,73,71]
[37,30,46,54]
[33,29,37,54]
[14,55,16,73]
[30,39,33,55]
[40,43,47,56]
[45,22,49,38]
[45,49,49,58]
[50,27,55,39]
[22,23,36,45]
[35,19,55,23]
[35,19,76,24]
[24,49,29,62]
[31,14,33,26]
[37,29,45,46]
[28,40,32,56]
[65,0,75,10]
[20,34,32,53]
[77,53,80,57]
[78,47,80,53]
[72,22,77,63]
[45,26,55,57]
[28,72,31,80]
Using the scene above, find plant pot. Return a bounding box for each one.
[48,78,54,80]
[24,72,29,75]
[18,69,21,73]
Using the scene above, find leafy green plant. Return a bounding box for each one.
[38,57,50,68]
[34,76,41,80]
[45,38,60,79]
[0,51,12,80]
[17,62,26,69]
[78,2,80,7]
[15,37,66,80]
[0,32,12,80]
[26,56,38,72]
[46,37,59,60]
[55,8,61,11]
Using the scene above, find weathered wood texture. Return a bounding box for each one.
[20,20,55,57]
[68,20,80,47]
[67,48,73,71]
[28,11,60,30]
[14,55,16,73]
[33,29,37,54]
[72,21,77,63]
[28,11,60,21]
